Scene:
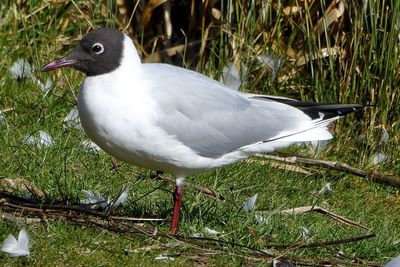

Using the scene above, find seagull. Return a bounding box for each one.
[42,28,362,234]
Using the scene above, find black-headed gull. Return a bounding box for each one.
[42,28,362,234]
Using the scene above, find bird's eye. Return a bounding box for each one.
[92,43,104,54]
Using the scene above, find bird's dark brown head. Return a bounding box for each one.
[41,28,124,76]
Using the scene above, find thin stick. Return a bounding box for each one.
[279,205,369,230]
[257,153,400,187]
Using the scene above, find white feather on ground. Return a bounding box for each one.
[64,107,82,130]
[10,59,34,80]
[80,139,101,152]
[23,130,54,147]
[81,186,129,210]
[243,193,258,212]
[318,183,333,195]
[1,228,30,257]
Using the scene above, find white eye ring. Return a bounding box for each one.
[92,42,104,54]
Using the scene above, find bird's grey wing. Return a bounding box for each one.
[144,64,304,158]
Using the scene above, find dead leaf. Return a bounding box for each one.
[211,7,221,20]
[283,5,302,16]
[314,1,345,36]
[296,46,344,66]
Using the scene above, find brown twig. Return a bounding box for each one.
[279,206,369,230]
[257,153,400,187]
[0,192,164,223]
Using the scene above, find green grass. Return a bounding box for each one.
[0,1,399,265]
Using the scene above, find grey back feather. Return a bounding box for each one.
[144,64,306,158]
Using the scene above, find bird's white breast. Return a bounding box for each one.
[77,66,158,164]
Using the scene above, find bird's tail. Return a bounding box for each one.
[251,95,364,143]
[251,95,363,120]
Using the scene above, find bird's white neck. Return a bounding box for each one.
[120,34,142,70]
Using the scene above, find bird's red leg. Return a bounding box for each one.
[171,178,185,235]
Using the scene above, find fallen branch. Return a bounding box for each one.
[245,158,313,175]
[0,193,164,224]
[257,153,400,187]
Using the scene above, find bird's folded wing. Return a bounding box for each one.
[145,64,311,158]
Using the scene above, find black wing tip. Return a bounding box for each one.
[327,104,364,116]
[298,104,364,119]
[251,95,365,118]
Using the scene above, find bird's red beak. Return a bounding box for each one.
[41,58,79,72]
